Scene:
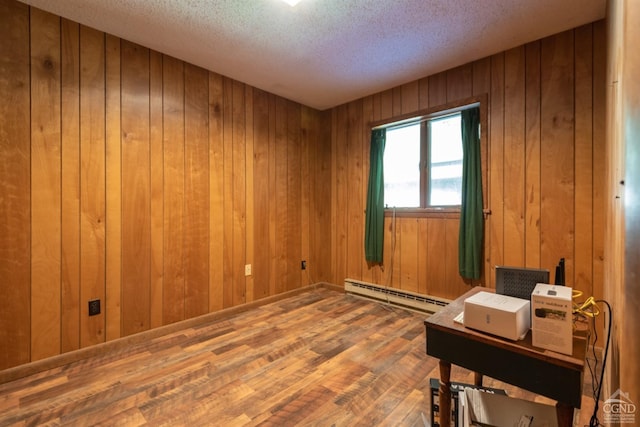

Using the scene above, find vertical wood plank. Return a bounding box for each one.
[604,1,626,398]
[162,56,185,323]
[61,18,81,353]
[417,220,429,295]
[232,80,246,305]
[120,40,151,336]
[149,50,163,328]
[488,53,505,286]
[445,218,467,295]
[105,34,122,341]
[333,105,348,287]
[79,25,106,347]
[380,217,392,287]
[268,94,278,295]
[300,105,312,287]
[502,47,526,267]
[401,81,419,113]
[209,72,224,311]
[574,24,594,292]
[346,100,363,281]
[428,72,447,107]
[400,218,419,292]
[524,41,542,269]
[590,21,605,340]
[275,96,289,293]
[184,64,210,316]
[446,64,473,102]
[222,77,234,307]
[425,219,446,296]
[472,58,492,97]
[0,0,31,370]
[253,89,271,298]
[329,106,337,287]
[391,215,401,288]
[30,8,61,361]
[286,101,301,291]
[245,86,255,300]
[314,110,333,283]
[418,77,429,110]
[616,0,640,405]
[380,89,393,119]
[392,86,402,116]
[540,31,575,276]
[591,20,606,302]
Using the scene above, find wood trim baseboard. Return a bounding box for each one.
[0,282,340,385]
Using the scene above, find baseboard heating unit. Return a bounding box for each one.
[344,279,450,314]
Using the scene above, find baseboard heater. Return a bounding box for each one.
[344,279,450,314]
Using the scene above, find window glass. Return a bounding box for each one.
[383,124,420,208]
[428,114,463,206]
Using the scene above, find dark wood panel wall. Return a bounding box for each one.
[330,22,606,302]
[0,0,332,370]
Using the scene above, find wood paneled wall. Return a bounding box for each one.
[0,0,607,373]
[0,0,331,370]
[330,22,606,303]
[605,0,640,407]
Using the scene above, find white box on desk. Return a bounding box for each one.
[531,283,573,355]
[463,291,530,341]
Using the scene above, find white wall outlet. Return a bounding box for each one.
[245,264,252,276]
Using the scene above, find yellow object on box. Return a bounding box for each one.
[531,283,573,355]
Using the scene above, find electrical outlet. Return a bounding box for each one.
[301,260,306,270]
[88,299,100,316]
[245,264,252,276]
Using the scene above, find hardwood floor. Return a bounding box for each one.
[0,288,595,426]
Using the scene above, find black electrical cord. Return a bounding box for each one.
[589,299,612,427]
[588,315,599,397]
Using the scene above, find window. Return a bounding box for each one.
[384,124,421,207]
[428,114,463,206]
[379,102,478,209]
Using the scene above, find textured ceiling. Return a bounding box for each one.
[20,0,606,110]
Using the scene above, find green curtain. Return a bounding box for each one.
[365,128,386,263]
[458,108,483,279]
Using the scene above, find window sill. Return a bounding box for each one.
[384,207,461,219]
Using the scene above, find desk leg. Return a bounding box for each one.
[556,402,574,427]
[439,360,452,427]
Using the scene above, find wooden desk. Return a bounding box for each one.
[424,287,587,427]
